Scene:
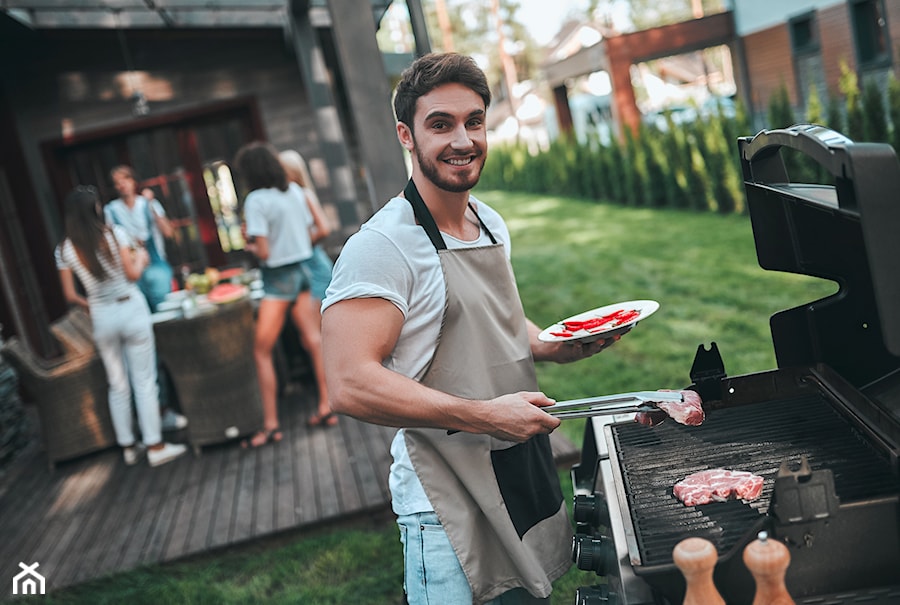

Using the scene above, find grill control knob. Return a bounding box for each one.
[672,537,725,605]
[575,584,618,604]
[573,533,613,575]
[743,531,795,605]
[573,493,608,528]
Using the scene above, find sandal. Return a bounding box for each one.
[241,428,283,448]
[307,412,338,428]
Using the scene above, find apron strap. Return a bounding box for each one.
[404,179,497,252]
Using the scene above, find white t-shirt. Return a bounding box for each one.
[104,196,168,261]
[322,195,511,515]
[243,182,314,267]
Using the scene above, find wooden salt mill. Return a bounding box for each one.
[672,536,726,605]
[743,531,795,605]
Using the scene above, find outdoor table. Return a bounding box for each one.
[152,293,263,453]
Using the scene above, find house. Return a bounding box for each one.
[0,0,427,358]
[540,0,899,139]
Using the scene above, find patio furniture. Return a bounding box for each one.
[0,308,116,468]
[153,298,263,454]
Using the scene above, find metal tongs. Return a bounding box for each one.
[544,390,683,419]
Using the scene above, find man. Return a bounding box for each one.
[105,165,187,433]
[104,165,175,312]
[321,53,620,604]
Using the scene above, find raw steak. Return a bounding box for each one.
[673,468,764,506]
[635,389,705,427]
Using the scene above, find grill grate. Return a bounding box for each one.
[612,393,900,567]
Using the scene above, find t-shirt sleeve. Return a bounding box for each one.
[103,204,115,226]
[54,243,68,270]
[243,192,268,238]
[321,228,413,317]
[150,199,167,218]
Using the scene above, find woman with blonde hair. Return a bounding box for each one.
[278,150,334,308]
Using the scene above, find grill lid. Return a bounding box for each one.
[738,125,900,388]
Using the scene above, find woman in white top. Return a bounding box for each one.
[55,185,187,467]
[235,142,335,448]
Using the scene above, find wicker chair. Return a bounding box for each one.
[0,308,116,468]
[153,299,263,453]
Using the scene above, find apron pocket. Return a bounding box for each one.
[491,434,563,539]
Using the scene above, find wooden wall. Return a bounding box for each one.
[9,28,349,246]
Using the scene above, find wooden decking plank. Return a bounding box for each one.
[252,436,277,536]
[273,397,300,530]
[208,444,241,549]
[327,419,364,514]
[139,447,195,565]
[51,453,131,587]
[160,448,207,560]
[346,418,392,508]
[292,409,318,525]
[115,460,173,571]
[0,450,59,568]
[11,456,108,586]
[229,447,257,543]
[26,455,118,590]
[69,450,147,585]
[333,418,378,508]
[308,421,341,520]
[182,444,228,555]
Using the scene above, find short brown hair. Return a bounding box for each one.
[393,53,491,130]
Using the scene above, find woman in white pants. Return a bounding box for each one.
[55,185,187,467]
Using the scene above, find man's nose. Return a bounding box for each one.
[450,124,473,148]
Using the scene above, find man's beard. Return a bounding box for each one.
[414,145,484,193]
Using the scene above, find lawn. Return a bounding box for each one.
[26,190,835,604]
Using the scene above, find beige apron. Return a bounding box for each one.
[402,180,572,604]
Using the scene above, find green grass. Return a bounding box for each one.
[25,190,836,604]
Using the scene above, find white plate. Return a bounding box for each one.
[538,300,660,344]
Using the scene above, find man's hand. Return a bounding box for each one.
[466,391,560,442]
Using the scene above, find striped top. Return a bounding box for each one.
[55,225,141,307]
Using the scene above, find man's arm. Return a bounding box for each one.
[322,297,561,442]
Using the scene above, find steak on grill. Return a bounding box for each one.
[635,389,704,427]
[673,468,764,506]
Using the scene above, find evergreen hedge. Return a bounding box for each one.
[480,73,900,215]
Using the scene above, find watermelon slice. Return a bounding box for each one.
[207,283,249,304]
[217,267,245,282]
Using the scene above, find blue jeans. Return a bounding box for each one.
[91,293,162,447]
[397,512,550,605]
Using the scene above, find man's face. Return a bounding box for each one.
[404,83,487,193]
[112,171,137,198]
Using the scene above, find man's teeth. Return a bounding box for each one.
[447,158,471,166]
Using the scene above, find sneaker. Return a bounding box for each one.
[147,442,188,467]
[161,409,189,431]
[123,443,146,466]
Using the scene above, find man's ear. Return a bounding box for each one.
[397,122,414,151]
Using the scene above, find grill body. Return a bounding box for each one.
[570,126,900,604]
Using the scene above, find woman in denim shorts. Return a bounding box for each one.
[235,142,336,448]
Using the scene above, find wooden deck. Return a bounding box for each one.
[0,384,579,593]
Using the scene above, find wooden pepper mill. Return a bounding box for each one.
[743,531,795,605]
[673,536,726,605]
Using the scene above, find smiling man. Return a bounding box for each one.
[321,53,618,605]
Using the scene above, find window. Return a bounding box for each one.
[850,0,891,68]
[790,12,819,56]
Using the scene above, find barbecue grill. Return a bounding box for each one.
[570,125,900,604]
